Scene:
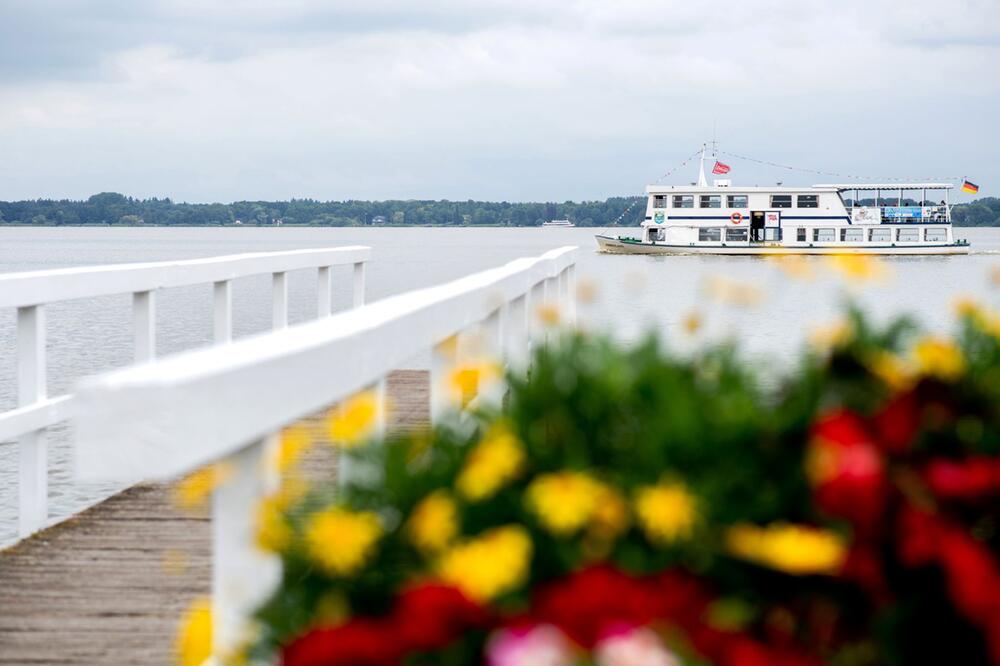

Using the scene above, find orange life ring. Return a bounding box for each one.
[730,212,743,224]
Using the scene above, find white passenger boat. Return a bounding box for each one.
[596,151,970,255]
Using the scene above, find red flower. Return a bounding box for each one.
[807,410,887,535]
[392,583,490,653]
[937,529,1000,626]
[925,457,1000,501]
[530,566,671,647]
[282,619,401,666]
[896,504,941,567]
[871,391,920,455]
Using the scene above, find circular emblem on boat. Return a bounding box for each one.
[654,212,665,224]
[730,212,743,224]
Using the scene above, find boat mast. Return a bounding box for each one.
[697,143,708,187]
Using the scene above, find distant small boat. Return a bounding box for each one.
[543,220,575,228]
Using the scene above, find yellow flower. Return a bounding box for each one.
[589,482,630,541]
[808,319,852,351]
[525,472,602,536]
[447,360,502,407]
[437,525,532,602]
[175,596,212,666]
[725,523,847,575]
[275,425,312,472]
[456,422,525,501]
[635,481,698,545]
[255,493,294,553]
[912,336,965,381]
[953,297,1000,339]
[703,276,764,307]
[537,304,561,327]
[866,351,914,391]
[172,463,233,511]
[327,391,380,448]
[305,507,382,577]
[682,310,703,335]
[825,254,889,282]
[576,279,599,305]
[769,255,816,281]
[407,491,459,554]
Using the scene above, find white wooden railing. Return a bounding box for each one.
[72,245,577,657]
[0,246,371,541]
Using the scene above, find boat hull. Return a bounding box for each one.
[595,235,970,256]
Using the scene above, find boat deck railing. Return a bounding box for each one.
[70,245,577,655]
[0,246,371,541]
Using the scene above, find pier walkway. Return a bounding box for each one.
[0,370,428,665]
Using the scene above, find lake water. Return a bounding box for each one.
[1,226,999,544]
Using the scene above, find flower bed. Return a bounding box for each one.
[226,301,1000,665]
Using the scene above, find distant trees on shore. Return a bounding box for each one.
[0,192,995,227]
[0,192,644,227]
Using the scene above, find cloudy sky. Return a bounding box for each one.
[0,0,997,202]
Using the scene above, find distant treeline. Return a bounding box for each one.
[0,192,643,227]
[0,192,996,227]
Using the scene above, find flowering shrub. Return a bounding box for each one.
[239,301,1000,665]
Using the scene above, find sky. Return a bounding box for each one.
[0,0,998,203]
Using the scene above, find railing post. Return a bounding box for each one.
[429,337,456,424]
[352,261,366,308]
[272,271,288,329]
[564,264,577,326]
[528,280,546,348]
[214,280,233,344]
[132,290,156,362]
[505,294,528,370]
[211,435,281,658]
[17,305,47,538]
[480,308,505,406]
[317,266,332,318]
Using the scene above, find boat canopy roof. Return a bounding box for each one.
[814,183,954,191]
[645,184,840,194]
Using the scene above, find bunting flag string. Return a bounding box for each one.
[715,150,966,184]
[610,147,705,226]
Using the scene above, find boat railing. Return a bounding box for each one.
[71,245,578,656]
[0,246,371,542]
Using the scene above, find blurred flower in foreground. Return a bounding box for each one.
[725,523,847,575]
[525,471,601,536]
[576,279,599,305]
[305,507,382,577]
[866,350,913,391]
[912,336,965,381]
[769,255,816,281]
[954,296,1000,339]
[808,318,853,352]
[635,480,698,545]
[326,391,380,448]
[703,276,764,307]
[275,424,312,473]
[537,304,562,327]
[407,490,459,554]
[172,463,233,511]
[594,626,680,666]
[255,493,294,553]
[437,525,532,602]
[175,596,211,666]
[825,254,890,283]
[456,422,525,501]
[448,359,502,407]
[486,624,574,666]
[681,310,702,335]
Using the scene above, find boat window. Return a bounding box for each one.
[813,228,836,242]
[673,195,694,208]
[925,228,947,242]
[700,195,722,208]
[726,228,748,241]
[727,195,748,208]
[796,228,806,242]
[869,228,891,242]
[764,228,782,241]
[653,195,667,208]
[698,227,722,242]
[841,228,864,242]
[897,228,919,242]
[798,195,819,208]
[771,195,793,208]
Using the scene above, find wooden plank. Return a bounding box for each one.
[0,371,428,665]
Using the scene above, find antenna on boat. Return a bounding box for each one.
[697,143,709,187]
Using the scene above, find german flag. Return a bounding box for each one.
[962,180,979,194]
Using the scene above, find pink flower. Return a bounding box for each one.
[487,625,575,666]
[594,627,680,666]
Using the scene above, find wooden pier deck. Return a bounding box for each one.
[0,370,429,665]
